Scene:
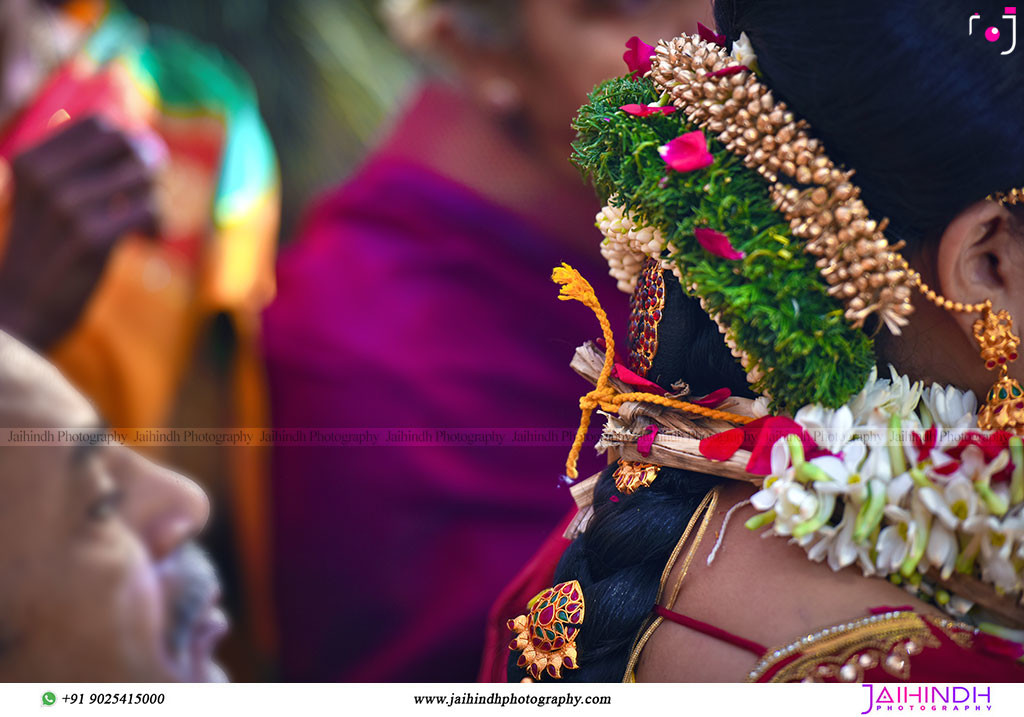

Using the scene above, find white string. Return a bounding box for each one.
[706,498,751,566]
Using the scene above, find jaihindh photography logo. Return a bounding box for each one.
[860,685,993,713]
[970,8,1018,54]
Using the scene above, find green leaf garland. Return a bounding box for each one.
[572,76,873,412]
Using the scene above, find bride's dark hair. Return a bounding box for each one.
[509,0,1024,682]
[714,0,1024,251]
[507,275,750,683]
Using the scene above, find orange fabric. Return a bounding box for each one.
[0,20,280,659]
[49,237,200,428]
[227,308,277,656]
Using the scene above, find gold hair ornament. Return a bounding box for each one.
[507,580,585,680]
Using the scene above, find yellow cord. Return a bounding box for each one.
[552,264,753,479]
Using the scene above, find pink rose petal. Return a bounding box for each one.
[658,130,714,173]
[694,227,745,260]
[619,104,677,117]
[623,36,656,78]
[637,425,659,457]
[697,22,727,48]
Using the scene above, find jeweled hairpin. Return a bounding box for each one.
[507,580,584,679]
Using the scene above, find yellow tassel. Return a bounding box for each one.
[552,264,753,480]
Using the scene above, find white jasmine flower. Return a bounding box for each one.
[886,471,914,505]
[802,525,836,564]
[920,382,978,429]
[794,404,853,453]
[750,437,793,514]
[876,505,916,573]
[922,476,978,529]
[925,522,959,579]
[730,32,757,67]
[855,443,893,486]
[807,440,867,501]
[751,396,771,418]
[828,502,872,572]
[773,483,819,536]
[964,514,1024,593]
[920,478,976,579]
[848,365,923,427]
[750,364,1024,600]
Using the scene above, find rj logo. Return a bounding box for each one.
[970,7,1018,54]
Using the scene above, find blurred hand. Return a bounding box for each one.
[0,116,157,349]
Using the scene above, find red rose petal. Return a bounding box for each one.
[699,427,745,461]
[611,363,667,394]
[707,65,749,78]
[742,416,825,475]
[692,387,731,407]
[697,22,727,47]
[946,430,1012,464]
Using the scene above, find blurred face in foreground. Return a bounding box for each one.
[0,332,225,681]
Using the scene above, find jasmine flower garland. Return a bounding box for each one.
[748,366,1024,598]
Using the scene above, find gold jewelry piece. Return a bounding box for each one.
[899,258,1023,432]
[989,189,1024,206]
[507,581,584,680]
[973,307,1024,432]
[613,460,660,494]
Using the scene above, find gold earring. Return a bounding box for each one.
[973,305,1024,432]
[901,260,1024,433]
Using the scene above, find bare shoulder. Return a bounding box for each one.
[636,482,939,682]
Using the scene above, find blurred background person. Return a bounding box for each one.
[0,0,279,678]
[262,0,714,681]
[0,330,226,682]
